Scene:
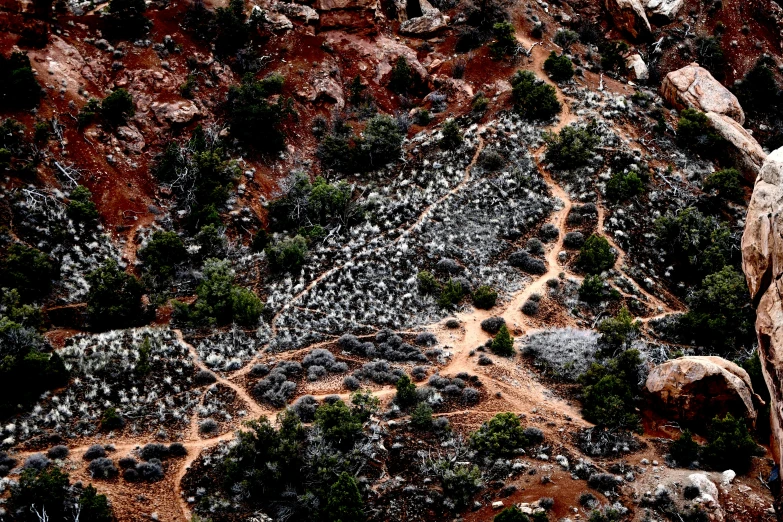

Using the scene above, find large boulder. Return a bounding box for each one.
[705,112,767,181]
[742,147,783,479]
[150,100,201,126]
[645,356,759,425]
[399,12,448,34]
[661,63,745,125]
[645,0,683,20]
[604,0,651,39]
[625,54,649,81]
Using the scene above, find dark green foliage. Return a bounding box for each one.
[677,108,724,151]
[1,289,43,328]
[578,349,642,430]
[101,89,135,127]
[543,51,574,82]
[350,389,380,422]
[470,412,529,458]
[439,119,464,150]
[215,0,249,57]
[703,168,743,201]
[395,374,418,409]
[138,231,188,284]
[100,407,125,431]
[438,278,466,308]
[680,265,755,352]
[741,350,770,404]
[227,74,292,153]
[605,171,645,201]
[495,506,532,522]
[669,429,699,467]
[266,235,308,272]
[326,472,365,522]
[734,56,779,116]
[318,115,404,172]
[315,399,363,449]
[389,56,413,94]
[417,270,440,294]
[267,174,356,232]
[510,70,561,120]
[180,75,197,99]
[349,75,367,105]
[251,229,269,252]
[135,337,151,376]
[491,324,514,356]
[175,258,263,326]
[577,234,615,274]
[696,35,725,78]
[597,307,640,351]
[599,41,629,73]
[653,207,732,281]
[9,468,70,521]
[439,463,483,509]
[0,119,39,176]
[2,243,58,300]
[702,413,759,471]
[553,29,579,52]
[410,402,433,430]
[472,285,498,309]
[578,274,605,303]
[86,259,144,329]
[78,484,114,522]
[106,0,149,38]
[0,319,69,418]
[490,22,518,58]
[67,185,99,225]
[0,52,41,109]
[78,98,101,128]
[472,93,490,114]
[544,123,600,169]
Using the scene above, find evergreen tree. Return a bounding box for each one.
[326,472,364,522]
[395,374,417,409]
[491,324,514,356]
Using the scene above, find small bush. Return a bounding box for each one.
[470,412,528,457]
[510,70,561,120]
[134,460,164,482]
[395,374,418,409]
[544,123,600,170]
[481,316,505,334]
[521,299,539,316]
[195,370,218,385]
[491,325,514,356]
[168,443,187,457]
[67,185,99,224]
[704,168,743,201]
[47,446,69,460]
[578,349,643,430]
[579,274,606,303]
[417,270,440,294]
[139,443,169,461]
[473,285,498,309]
[83,445,107,461]
[702,413,759,471]
[554,29,579,51]
[677,108,724,151]
[0,52,41,109]
[118,457,137,469]
[23,454,51,471]
[605,171,645,201]
[544,52,574,82]
[101,89,135,127]
[88,458,119,479]
[577,235,615,274]
[440,119,463,150]
[410,402,433,429]
[389,56,413,94]
[438,278,466,308]
[199,418,219,434]
[227,74,292,153]
[489,22,518,58]
[266,235,308,272]
[100,407,125,431]
[508,250,546,274]
[669,429,700,467]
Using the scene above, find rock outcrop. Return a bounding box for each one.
[625,54,649,81]
[743,147,783,473]
[705,112,768,181]
[645,0,683,20]
[645,356,759,425]
[397,0,448,35]
[150,101,201,126]
[604,0,651,39]
[661,63,745,125]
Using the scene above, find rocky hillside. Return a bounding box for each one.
[1,0,783,520]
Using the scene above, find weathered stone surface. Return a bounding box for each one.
[150,100,201,125]
[604,0,651,39]
[645,356,759,425]
[295,68,345,108]
[316,0,375,11]
[273,1,319,22]
[399,12,448,34]
[625,54,648,80]
[705,112,767,181]
[661,63,745,124]
[645,0,683,20]
[742,147,783,475]
[116,125,145,153]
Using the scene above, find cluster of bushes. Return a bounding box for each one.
[510,70,561,120]
[605,170,646,201]
[454,0,510,53]
[1,243,59,301]
[105,0,150,38]
[265,235,309,272]
[0,119,40,176]
[227,73,293,153]
[0,52,41,109]
[173,258,263,327]
[543,52,574,82]
[253,361,301,406]
[669,413,760,471]
[544,123,600,170]
[267,173,360,232]
[317,114,404,173]
[489,22,518,58]
[470,412,540,459]
[137,231,188,288]
[339,330,427,362]
[78,89,135,128]
[578,347,643,431]
[86,258,146,329]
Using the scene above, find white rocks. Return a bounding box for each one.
[625,54,649,81]
[645,0,683,20]
[492,501,505,509]
[721,469,737,485]
[689,473,719,504]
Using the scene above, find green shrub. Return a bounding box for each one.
[734,55,779,118]
[438,278,466,308]
[470,412,529,457]
[138,231,188,283]
[417,270,440,294]
[597,307,640,351]
[577,234,615,274]
[135,336,151,376]
[510,70,561,120]
[227,74,292,153]
[411,402,433,430]
[703,168,743,201]
[553,29,579,52]
[86,259,144,329]
[267,174,355,231]
[214,0,249,56]
[544,124,599,169]
[495,506,533,522]
[578,274,605,303]
[106,0,149,38]
[315,399,363,449]
[326,472,364,522]
[231,286,264,326]
[696,35,725,77]
[544,51,574,82]
[491,324,514,356]
[669,429,700,467]
[490,22,518,58]
[578,349,642,430]
[473,285,498,309]
[439,118,463,150]
[389,56,413,93]
[100,407,125,431]
[599,41,629,73]
[472,93,490,114]
[318,114,404,172]
[78,98,101,128]
[0,51,41,109]
[67,185,99,224]
[10,468,71,521]
[677,108,724,150]
[680,265,755,352]
[702,413,759,471]
[395,374,418,409]
[605,171,645,201]
[2,243,58,300]
[0,289,43,328]
[266,235,308,272]
[440,462,483,509]
[101,89,135,127]
[350,389,380,422]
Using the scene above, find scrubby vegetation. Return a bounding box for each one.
[510,71,561,121]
